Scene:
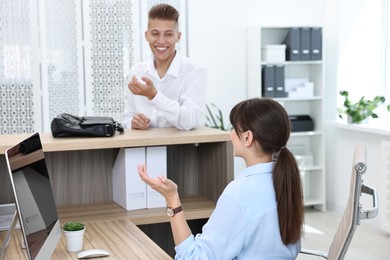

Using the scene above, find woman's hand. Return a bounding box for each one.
[138,164,190,246]
[137,164,179,204]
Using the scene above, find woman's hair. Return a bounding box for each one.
[229,97,304,245]
[148,4,179,24]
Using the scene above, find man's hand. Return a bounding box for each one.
[131,113,150,130]
[128,75,157,100]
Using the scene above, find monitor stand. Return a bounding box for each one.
[0,210,18,260]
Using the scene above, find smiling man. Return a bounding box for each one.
[123,4,207,130]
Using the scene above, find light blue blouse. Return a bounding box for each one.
[174,162,301,259]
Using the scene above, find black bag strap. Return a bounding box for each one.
[61,113,84,124]
[114,121,124,133]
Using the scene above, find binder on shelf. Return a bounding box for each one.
[262,65,275,97]
[300,27,311,61]
[146,146,167,208]
[112,147,146,210]
[283,27,300,61]
[274,65,287,97]
[310,27,322,60]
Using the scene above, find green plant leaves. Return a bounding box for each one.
[337,90,389,123]
[63,221,84,231]
[205,103,231,131]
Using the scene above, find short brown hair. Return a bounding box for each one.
[148,4,179,24]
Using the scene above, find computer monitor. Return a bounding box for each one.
[4,133,61,260]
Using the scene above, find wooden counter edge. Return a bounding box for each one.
[0,127,230,154]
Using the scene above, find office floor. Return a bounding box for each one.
[298,209,390,259]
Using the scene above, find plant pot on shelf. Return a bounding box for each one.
[347,113,369,124]
[337,90,390,124]
[62,221,85,252]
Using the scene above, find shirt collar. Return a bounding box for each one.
[236,162,274,180]
[146,52,181,79]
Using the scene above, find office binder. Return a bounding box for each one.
[274,65,287,97]
[283,28,300,61]
[310,27,322,60]
[112,147,146,210]
[262,65,275,97]
[300,27,311,61]
[146,146,167,208]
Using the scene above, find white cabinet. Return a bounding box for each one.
[247,26,325,211]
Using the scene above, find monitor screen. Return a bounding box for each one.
[4,133,61,260]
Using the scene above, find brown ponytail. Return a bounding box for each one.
[273,147,304,244]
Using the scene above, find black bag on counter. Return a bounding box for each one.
[51,113,124,137]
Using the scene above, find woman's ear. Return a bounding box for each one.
[244,130,253,146]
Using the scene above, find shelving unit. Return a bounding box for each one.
[56,196,215,226]
[247,26,325,211]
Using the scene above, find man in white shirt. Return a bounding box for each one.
[123,4,207,130]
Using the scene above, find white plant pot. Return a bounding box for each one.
[63,228,85,252]
[347,115,369,124]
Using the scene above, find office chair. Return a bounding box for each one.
[300,144,378,259]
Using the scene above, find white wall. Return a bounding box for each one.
[326,126,387,228]
[186,0,329,174]
[337,0,385,101]
[187,0,327,116]
[325,0,389,229]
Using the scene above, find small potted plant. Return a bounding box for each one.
[337,90,390,124]
[62,221,85,252]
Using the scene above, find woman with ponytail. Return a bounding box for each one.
[138,97,304,259]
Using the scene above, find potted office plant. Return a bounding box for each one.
[337,90,390,124]
[205,103,231,131]
[62,221,85,252]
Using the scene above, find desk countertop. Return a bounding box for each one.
[0,127,230,154]
[0,219,172,260]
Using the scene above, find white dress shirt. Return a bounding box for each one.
[123,53,207,130]
[174,162,301,259]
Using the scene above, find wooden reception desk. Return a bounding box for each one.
[0,127,233,258]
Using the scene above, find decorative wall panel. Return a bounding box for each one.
[89,0,134,121]
[0,0,34,134]
[45,0,80,123]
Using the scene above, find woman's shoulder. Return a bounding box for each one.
[220,175,277,221]
[224,173,273,197]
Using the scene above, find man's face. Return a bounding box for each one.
[145,19,181,64]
